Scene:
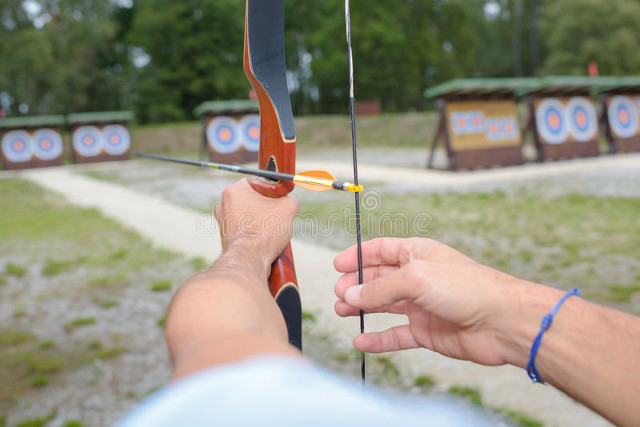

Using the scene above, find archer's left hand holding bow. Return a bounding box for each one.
[166,178,301,381]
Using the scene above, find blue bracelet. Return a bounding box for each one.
[526,287,580,383]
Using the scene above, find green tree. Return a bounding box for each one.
[128,0,248,123]
[0,0,132,115]
[541,0,640,75]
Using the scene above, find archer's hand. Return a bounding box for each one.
[334,237,542,367]
[215,178,299,266]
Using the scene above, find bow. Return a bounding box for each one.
[243,0,302,350]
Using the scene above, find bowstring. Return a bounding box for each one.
[345,0,365,387]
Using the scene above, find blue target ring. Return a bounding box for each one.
[468,111,485,134]
[484,118,504,141]
[566,97,597,142]
[239,115,260,152]
[1,130,33,162]
[608,96,639,139]
[536,98,570,144]
[103,124,131,155]
[450,111,469,135]
[33,128,63,161]
[544,108,563,135]
[500,117,519,140]
[73,126,103,157]
[207,117,242,154]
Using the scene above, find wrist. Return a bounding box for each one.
[492,280,566,369]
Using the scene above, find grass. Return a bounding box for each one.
[5,264,27,278]
[0,179,192,419]
[42,260,74,276]
[448,385,482,405]
[497,409,544,427]
[12,413,55,427]
[150,280,172,292]
[413,375,435,388]
[128,113,438,156]
[301,311,317,322]
[300,190,640,307]
[602,285,640,302]
[0,330,35,346]
[65,317,96,328]
[190,257,208,271]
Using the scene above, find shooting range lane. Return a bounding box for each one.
[10,161,630,426]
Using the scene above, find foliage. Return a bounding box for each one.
[2,1,640,120]
[541,0,640,75]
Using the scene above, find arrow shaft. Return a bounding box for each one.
[133,151,296,182]
[132,151,362,192]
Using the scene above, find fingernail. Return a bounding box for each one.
[345,285,363,303]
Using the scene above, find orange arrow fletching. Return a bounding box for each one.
[297,170,336,180]
[294,170,336,192]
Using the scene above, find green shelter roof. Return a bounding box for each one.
[67,111,134,125]
[516,76,607,96]
[193,100,259,117]
[424,78,533,99]
[591,76,640,94]
[0,115,66,129]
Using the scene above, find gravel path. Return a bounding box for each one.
[14,151,636,426]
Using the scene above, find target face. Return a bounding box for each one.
[73,126,103,157]
[1,130,33,162]
[608,96,639,139]
[566,97,597,142]
[239,115,260,152]
[451,112,469,135]
[102,124,131,155]
[32,128,63,161]
[536,98,569,144]
[207,117,242,154]
[468,111,485,133]
[484,118,504,141]
[500,117,519,140]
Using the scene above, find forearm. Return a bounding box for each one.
[498,282,640,426]
[165,243,300,379]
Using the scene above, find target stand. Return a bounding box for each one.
[424,79,525,170]
[0,115,65,170]
[595,77,640,153]
[521,78,601,162]
[67,111,134,164]
[194,100,260,164]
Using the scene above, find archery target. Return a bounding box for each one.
[608,96,639,139]
[468,111,485,133]
[1,130,33,162]
[102,124,131,155]
[239,115,260,152]
[566,97,597,142]
[484,118,503,141]
[32,128,63,161]
[207,116,242,154]
[451,112,469,135]
[536,98,569,144]
[500,117,519,140]
[73,125,103,157]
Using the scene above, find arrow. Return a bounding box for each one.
[132,152,363,193]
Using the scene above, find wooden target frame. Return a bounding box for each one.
[601,93,640,153]
[0,116,65,170]
[194,100,260,164]
[426,82,524,171]
[68,111,134,164]
[523,95,600,161]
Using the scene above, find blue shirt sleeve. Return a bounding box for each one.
[118,356,498,427]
